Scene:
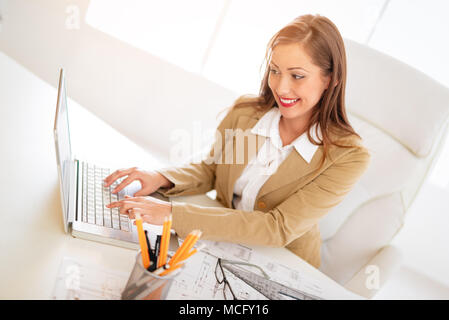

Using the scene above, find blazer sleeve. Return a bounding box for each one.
[170,146,371,247]
[154,106,234,197]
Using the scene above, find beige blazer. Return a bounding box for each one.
[155,105,371,268]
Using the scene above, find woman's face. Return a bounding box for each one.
[268,43,331,127]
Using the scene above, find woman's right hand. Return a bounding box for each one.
[103,167,173,197]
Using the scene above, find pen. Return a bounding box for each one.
[135,213,151,269]
[154,234,162,268]
[157,217,167,268]
[144,230,157,271]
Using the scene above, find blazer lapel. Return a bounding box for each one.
[255,146,323,200]
[224,108,325,209]
[226,115,265,207]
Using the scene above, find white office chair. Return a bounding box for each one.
[161,39,449,300]
[318,39,449,298]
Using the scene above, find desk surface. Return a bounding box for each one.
[0,51,362,300]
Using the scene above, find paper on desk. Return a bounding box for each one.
[52,257,129,300]
[167,240,361,300]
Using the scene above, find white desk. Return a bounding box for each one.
[0,51,362,300]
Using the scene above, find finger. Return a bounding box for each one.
[133,188,152,197]
[140,214,156,225]
[131,207,148,220]
[127,208,136,219]
[118,201,147,215]
[106,200,130,208]
[103,167,137,188]
[122,195,148,202]
[126,196,147,202]
[106,200,135,209]
[106,198,146,209]
[111,174,136,194]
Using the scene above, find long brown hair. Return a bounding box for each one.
[224,14,361,170]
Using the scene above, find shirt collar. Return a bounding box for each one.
[250,107,321,163]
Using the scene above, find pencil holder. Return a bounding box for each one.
[121,251,181,300]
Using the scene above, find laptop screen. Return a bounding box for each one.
[53,69,72,231]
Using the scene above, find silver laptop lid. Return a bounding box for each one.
[53,68,74,233]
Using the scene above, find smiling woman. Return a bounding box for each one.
[104,14,371,269]
[231,14,361,171]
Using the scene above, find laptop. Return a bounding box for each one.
[53,68,172,250]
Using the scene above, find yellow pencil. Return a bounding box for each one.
[168,231,196,266]
[158,215,172,268]
[135,213,151,269]
[163,215,172,263]
[170,230,202,266]
[180,243,206,261]
[159,263,184,277]
[175,232,202,263]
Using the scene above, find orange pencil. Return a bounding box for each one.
[162,215,172,265]
[180,243,206,261]
[135,213,151,269]
[158,215,172,268]
[168,231,196,266]
[170,230,202,266]
[159,263,184,277]
[175,232,202,263]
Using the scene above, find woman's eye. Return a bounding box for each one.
[293,74,304,80]
[269,68,279,74]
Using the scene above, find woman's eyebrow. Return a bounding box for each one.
[270,60,309,72]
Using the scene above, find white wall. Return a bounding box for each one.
[0,0,238,165]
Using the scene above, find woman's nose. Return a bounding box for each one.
[277,76,292,96]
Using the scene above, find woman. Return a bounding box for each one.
[104,14,370,268]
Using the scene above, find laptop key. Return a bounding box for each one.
[120,222,129,232]
[112,218,120,230]
[104,218,112,228]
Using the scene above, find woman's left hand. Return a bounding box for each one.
[106,195,172,225]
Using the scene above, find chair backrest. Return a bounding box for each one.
[318,39,449,285]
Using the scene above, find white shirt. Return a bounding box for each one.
[232,107,322,211]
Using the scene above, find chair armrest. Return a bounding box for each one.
[344,245,403,299]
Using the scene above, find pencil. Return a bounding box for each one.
[175,231,202,264]
[180,243,206,261]
[153,264,168,276]
[169,230,202,266]
[159,263,184,277]
[158,215,172,268]
[135,213,151,269]
[168,231,195,266]
[162,215,172,265]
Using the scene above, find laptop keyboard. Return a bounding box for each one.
[80,162,130,231]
